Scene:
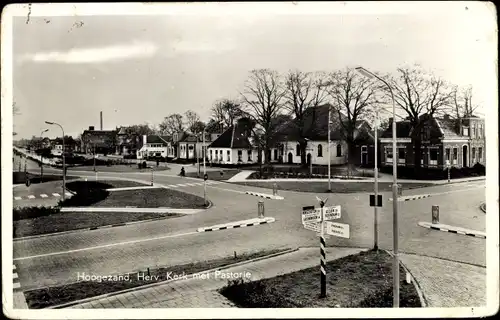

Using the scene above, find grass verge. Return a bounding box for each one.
[219,249,421,308]
[232,181,435,193]
[13,211,182,238]
[67,165,170,173]
[91,188,206,208]
[24,248,291,309]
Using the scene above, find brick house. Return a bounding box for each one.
[81,126,117,155]
[379,115,485,169]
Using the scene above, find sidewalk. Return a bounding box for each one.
[399,253,486,307]
[226,170,255,182]
[66,247,366,309]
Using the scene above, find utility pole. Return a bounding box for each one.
[327,106,331,192]
[374,105,379,250]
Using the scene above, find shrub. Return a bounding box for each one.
[473,163,486,175]
[13,206,61,221]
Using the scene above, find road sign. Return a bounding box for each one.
[323,205,341,221]
[324,221,350,238]
[204,173,208,181]
[370,194,383,207]
[303,222,321,233]
[302,206,321,224]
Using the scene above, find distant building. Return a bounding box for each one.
[379,115,486,169]
[81,126,117,155]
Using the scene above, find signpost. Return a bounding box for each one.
[302,199,346,299]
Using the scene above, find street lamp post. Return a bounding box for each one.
[202,128,207,206]
[327,106,332,192]
[45,121,66,201]
[355,66,399,307]
[40,129,49,182]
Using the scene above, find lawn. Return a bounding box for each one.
[91,188,207,208]
[219,249,421,308]
[184,169,241,181]
[13,211,182,238]
[232,181,435,193]
[14,172,79,184]
[24,248,290,309]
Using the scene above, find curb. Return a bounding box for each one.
[389,194,432,202]
[418,221,486,239]
[14,216,180,242]
[48,247,299,309]
[13,264,21,290]
[197,217,276,232]
[60,207,204,214]
[244,191,284,200]
[385,250,428,308]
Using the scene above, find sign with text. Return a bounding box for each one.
[302,206,321,224]
[369,195,383,207]
[323,206,341,221]
[325,221,350,238]
[303,222,321,233]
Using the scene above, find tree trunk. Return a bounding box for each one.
[413,137,422,177]
[346,142,357,178]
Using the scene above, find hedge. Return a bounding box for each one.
[13,206,61,221]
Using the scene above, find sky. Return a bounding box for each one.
[6,2,497,139]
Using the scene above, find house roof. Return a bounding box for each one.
[208,120,253,149]
[144,135,172,144]
[380,121,413,138]
[276,104,370,141]
[434,117,463,139]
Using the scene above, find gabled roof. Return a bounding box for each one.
[146,135,169,144]
[434,118,464,140]
[380,121,413,138]
[208,120,253,149]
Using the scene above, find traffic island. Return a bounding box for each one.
[219,249,421,308]
[24,248,292,309]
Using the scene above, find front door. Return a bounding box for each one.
[307,153,312,166]
[462,145,468,167]
[288,152,293,164]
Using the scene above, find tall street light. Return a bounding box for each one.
[327,106,332,192]
[45,121,66,201]
[40,129,49,182]
[355,66,399,307]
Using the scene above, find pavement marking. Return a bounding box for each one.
[27,195,36,199]
[52,193,60,197]
[40,194,48,198]
[14,196,22,200]
[14,231,199,261]
[13,264,21,290]
[175,184,190,187]
[418,221,486,239]
[205,185,249,195]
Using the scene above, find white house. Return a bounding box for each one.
[136,135,173,160]
[178,133,221,160]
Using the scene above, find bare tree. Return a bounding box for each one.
[158,114,184,136]
[452,85,479,119]
[385,65,454,173]
[328,68,379,174]
[210,99,247,130]
[184,110,201,133]
[240,69,287,165]
[284,70,329,166]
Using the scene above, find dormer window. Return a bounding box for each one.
[462,127,469,136]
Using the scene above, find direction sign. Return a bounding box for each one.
[303,222,321,233]
[323,205,341,221]
[302,206,321,224]
[324,221,350,238]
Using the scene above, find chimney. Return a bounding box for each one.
[100,111,103,130]
[89,126,95,131]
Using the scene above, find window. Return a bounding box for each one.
[274,149,278,160]
[210,149,213,160]
[478,147,483,162]
[397,148,405,163]
[238,150,242,162]
[336,144,342,157]
[361,146,367,152]
[296,144,300,156]
[317,144,323,157]
[478,124,483,139]
[429,148,438,165]
[472,147,476,163]
[453,148,458,164]
[445,148,451,161]
[248,150,252,161]
[227,150,230,161]
[386,147,393,163]
[188,145,194,150]
[463,127,469,136]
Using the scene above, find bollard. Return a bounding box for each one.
[272,183,278,196]
[258,201,265,218]
[431,205,439,224]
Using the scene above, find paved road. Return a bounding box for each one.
[11,150,486,292]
